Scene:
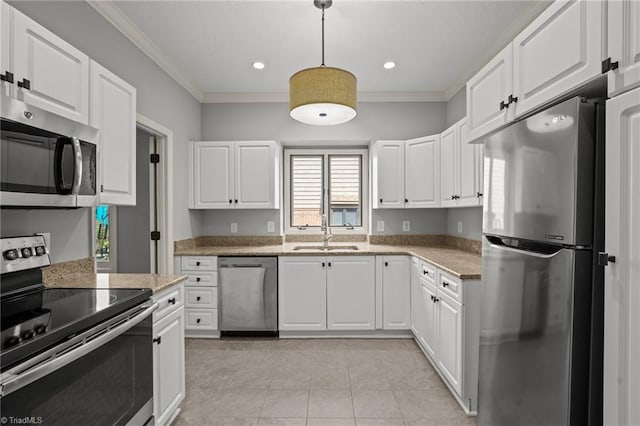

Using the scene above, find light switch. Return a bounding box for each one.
[267,221,275,233]
[377,220,384,232]
[402,221,410,232]
[231,223,238,233]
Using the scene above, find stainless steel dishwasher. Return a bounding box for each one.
[218,257,278,336]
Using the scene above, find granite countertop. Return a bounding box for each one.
[44,273,188,294]
[175,242,482,280]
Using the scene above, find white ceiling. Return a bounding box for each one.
[90,1,551,103]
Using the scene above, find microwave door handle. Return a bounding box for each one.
[53,137,70,194]
[71,137,82,195]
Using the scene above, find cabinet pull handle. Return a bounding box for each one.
[328,262,332,267]
[196,277,201,282]
[404,198,408,203]
[229,199,232,204]
[322,262,326,267]
[602,57,620,74]
[430,295,435,302]
[379,198,383,203]
[434,297,439,303]
[500,100,508,111]
[442,281,449,288]
[477,192,483,198]
[0,71,14,84]
[168,297,176,305]
[196,296,201,301]
[153,337,161,345]
[17,78,30,90]
[423,270,427,275]
[384,261,388,267]
[196,261,201,266]
[234,199,238,204]
[196,318,201,324]
[508,94,518,105]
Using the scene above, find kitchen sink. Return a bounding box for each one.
[292,245,360,251]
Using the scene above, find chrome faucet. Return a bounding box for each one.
[321,214,332,248]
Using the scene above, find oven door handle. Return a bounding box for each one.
[0,302,158,398]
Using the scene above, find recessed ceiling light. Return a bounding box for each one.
[252,61,265,70]
[383,61,396,70]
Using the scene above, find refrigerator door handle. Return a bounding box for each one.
[484,235,563,259]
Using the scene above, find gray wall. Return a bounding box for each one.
[371,209,447,235]
[446,207,483,241]
[201,102,447,235]
[3,1,201,262]
[116,129,152,273]
[445,87,467,128]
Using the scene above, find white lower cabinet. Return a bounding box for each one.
[152,285,185,426]
[278,256,375,332]
[177,256,219,337]
[411,258,481,413]
[378,256,411,330]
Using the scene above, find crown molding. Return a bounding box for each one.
[87,0,205,102]
[201,91,447,103]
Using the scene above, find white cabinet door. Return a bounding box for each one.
[235,141,277,208]
[278,257,327,331]
[90,61,137,206]
[467,44,513,142]
[440,123,457,207]
[512,0,603,117]
[381,256,411,330]
[405,135,440,208]
[189,142,234,209]
[153,307,185,426]
[607,0,640,97]
[603,87,640,426]
[327,256,375,330]
[456,118,481,207]
[419,279,438,360]
[437,291,463,395]
[410,257,421,338]
[373,141,405,208]
[1,2,11,99]
[12,8,89,124]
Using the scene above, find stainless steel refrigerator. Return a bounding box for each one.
[478,96,605,425]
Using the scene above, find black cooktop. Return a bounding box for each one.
[1,286,152,371]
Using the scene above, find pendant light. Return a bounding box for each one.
[289,0,357,126]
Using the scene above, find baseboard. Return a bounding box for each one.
[279,330,413,338]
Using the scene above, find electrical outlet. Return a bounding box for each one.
[231,223,238,233]
[457,221,463,233]
[376,220,385,232]
[402,221,410,232]
[267,221,275,233]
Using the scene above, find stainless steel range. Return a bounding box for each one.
[0,235,157,425]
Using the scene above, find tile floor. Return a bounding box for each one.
[173,338,476,426]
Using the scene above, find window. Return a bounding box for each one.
[95,205,117,272]
[285,148,368,233]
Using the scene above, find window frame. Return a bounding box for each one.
[284,148,369,235]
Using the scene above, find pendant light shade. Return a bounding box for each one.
[289,66,357,126]
[289,0,357,126]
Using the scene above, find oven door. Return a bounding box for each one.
[0,303,157,426]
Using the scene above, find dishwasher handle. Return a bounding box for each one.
[219,264,267,268]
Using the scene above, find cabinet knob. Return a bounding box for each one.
[508,94,518,105]
[17,78,30,90]
[196,261,201,266]
[430,295,435,302]
[322,262,326,267]
[0,71,14,84]
[196,277,201,282]
[196,296,201,301]
[384,261,388,267]
[597,252,616,266]
[379,198,383,203]
[423,270,427,275]
[451,195,455,200]
[168,297,176,305]
[434,297,439,303]
[602,57,620,74]
[500,100,509,111]
[234,199,238,204]
[229,199,232,204]
[196,318,201,324]
[328,262,332,267]
[153,337,161,345]
[404,198,408,203]
[477,192,483,198]
[442,281,449,288]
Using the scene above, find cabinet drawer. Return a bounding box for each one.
[183,271,217,287]
[185,309,218,330]
[181,256,217,271]
[185,286,217,309]
[420,261,437,283]
[439,271,462,302]
[153,285,183,322]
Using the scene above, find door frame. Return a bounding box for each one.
[136,113,174,274]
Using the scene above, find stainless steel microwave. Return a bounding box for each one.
[1,95,99,208]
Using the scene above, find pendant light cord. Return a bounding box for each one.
[321,6,325,66]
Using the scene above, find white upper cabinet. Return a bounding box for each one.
[189,140,279,209]
[512,0,603,116]
[326,256,375,331]
[440,118,483,208]
[1,2,11,98]
[606,0,640,96]
[466,44,514,142]
[405,135,441,208]
[467,0,604,142]
[90,61,137,206]
[189,142,234,209]
[372,141,405,208]
[11,7,89,124]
